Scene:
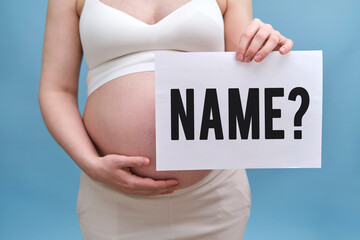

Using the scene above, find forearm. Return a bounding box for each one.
[38,90,98,177]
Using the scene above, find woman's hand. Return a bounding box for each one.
[235,18,293,63]
[88,154,179,196]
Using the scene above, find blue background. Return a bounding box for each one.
[1,0,359,239]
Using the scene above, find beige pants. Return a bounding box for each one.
[77,168,251,240]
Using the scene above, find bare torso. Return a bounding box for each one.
[78,0,227,189]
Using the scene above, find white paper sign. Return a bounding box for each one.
[155,51,322,170]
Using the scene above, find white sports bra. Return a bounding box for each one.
[79,0,225,96]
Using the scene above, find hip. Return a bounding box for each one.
[77,168,252,239]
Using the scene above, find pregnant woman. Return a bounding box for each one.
[39,0,293,239]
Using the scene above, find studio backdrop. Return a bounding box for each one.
[0,0,359,239]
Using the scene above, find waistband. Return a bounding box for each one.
[80,168,241,199]
[86,50,180,96]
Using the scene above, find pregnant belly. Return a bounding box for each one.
[83,71,212,189]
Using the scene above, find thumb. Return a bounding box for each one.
[117,155,150,168]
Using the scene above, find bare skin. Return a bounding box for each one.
[39,0,292,196]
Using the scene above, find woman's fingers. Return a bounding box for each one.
[110,170,179,195]
[116,155,150,168]
[237,18,262,61]
[93,154,179,196]
[115,155,179,191]
[119,173,179,196]
[236,18,293,62]
[254,33,280,62]
[244,24,273,62]
[279,37,294,55]
[122,171,179,191]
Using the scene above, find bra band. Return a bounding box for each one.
[86,50,178,96]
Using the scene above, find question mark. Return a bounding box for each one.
[288,87,310,139]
